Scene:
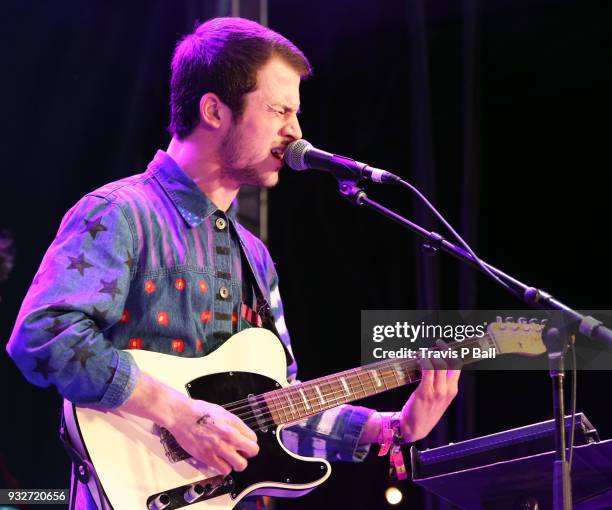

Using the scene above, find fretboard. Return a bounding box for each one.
[261,333,497,426]
[160,333,498,463]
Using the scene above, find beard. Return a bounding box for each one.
[219,121,278,188]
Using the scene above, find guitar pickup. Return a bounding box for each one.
[248,393,269,432]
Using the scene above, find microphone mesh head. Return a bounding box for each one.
[284,139,312,170]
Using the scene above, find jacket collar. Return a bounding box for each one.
[148,150,237,227]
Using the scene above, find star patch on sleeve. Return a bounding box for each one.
[44,318,69,336]
[82,217,108,240]
[33,356,58,380]
[67,253,94,276]
[69,345,96,368]
[99,278,122,300]
[91,306,109,325]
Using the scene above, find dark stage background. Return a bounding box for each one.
[1,1,611,509]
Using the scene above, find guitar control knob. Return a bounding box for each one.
[148,493,170,510]
[184,483,205,503]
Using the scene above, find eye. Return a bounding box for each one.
[266,104,286,117]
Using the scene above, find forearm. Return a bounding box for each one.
[117,371,190,430]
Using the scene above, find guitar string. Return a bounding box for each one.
[217,337,494,429]
[220,334,491,419]
[222,338,498,429]
[220,356,423,419]
[167,339,500,456]
[219,333,489,415]
[164,368,420,458]
[231,347,491,432]
[223,333,497,411]
[236,364,416,419]
[221,353,466,436]
[168,330,535,456]
[236,370,417,431]
[163,366,415,459]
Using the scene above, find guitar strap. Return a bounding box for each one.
[238,239,294,369]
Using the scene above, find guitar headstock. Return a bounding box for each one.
[488,317,547,356]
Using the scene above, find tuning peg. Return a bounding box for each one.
[496,316,503,323]
[541,319,548,325]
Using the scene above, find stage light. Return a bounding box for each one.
[385,486,403,505]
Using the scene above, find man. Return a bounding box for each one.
[7,17,459,509]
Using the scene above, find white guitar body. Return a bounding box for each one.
[63,329,331,509]
[62,320,545,509]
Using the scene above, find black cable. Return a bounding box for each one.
[397,179,519,297]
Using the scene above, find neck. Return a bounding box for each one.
[167,135,239,212]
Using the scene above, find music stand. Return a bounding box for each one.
[411,415,612,509]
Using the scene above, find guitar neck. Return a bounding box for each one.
[263,334,497,426]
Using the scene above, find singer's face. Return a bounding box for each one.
[219,56,302,187]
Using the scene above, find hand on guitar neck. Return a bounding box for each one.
[360,340,462,445]
[117,371,260,476]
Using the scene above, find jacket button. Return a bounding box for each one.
[215,217,227,231]
[219,286,230,299]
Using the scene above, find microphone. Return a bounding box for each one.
[283,139,401,184]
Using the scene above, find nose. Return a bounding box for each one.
[282,115,302,141]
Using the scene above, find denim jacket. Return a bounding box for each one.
[7,151,372,476]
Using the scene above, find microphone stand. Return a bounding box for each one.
[335,177,612,510]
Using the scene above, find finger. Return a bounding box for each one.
[217,423,258,454]
[417,350,434,370]
[447,367,461,395]
[209,454,232,476]
[227,414,258,442]
[430,343,460,398]
[218,446,249,473]
[229,430,260,458]
[417,355,435,389]
[430,361,450,395]
[429,356,448,371]
[435,339,463,370]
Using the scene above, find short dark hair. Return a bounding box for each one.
[169,17,312,139]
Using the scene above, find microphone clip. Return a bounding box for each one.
[338,181,368,206]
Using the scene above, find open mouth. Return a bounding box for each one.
[271,147,285,161]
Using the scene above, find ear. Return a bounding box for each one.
[199,93,228,129]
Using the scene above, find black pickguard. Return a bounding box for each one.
[184,371,328,501]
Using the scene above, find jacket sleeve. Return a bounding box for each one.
[6,194,140,409]
[264,249,374,462]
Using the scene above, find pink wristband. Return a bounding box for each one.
[377,413,407,480]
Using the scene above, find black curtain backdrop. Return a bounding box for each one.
[1,1,611,509]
